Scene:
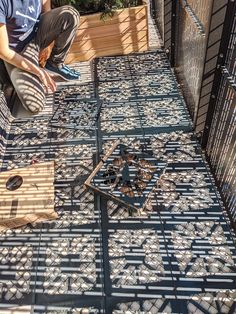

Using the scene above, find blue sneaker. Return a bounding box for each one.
[45,62,81,81]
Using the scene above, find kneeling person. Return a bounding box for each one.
[0,0,80,114]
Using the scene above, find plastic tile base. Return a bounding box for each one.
[0,49,235,314]
[85,142,166,212]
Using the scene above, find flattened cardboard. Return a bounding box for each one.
[0,161,57,231]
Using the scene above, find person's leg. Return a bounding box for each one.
[0,59,12,87]
[35,5,80,65]
[3,5,80,114]
[0,60,15,110]
[4,41,46,115]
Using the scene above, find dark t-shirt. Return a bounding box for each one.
[0,0,42,52]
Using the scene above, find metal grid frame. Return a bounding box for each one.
[151,0,173,61]
[150,0,236,225]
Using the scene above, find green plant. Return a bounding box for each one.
[52,0,143,16]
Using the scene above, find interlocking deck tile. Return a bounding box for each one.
[0,49,235,313]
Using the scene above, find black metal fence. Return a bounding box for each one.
[151,0,236,221]
[205,13,236,222]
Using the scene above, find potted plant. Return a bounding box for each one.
[41,0,149,63]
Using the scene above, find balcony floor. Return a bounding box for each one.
[0,5,235,314]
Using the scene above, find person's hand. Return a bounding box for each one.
[38,68,56,93]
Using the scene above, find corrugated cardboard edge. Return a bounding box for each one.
[0,211,58,232]
[0,305,31,314]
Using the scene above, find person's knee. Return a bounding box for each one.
[26,102,46,114]
[23,95,46,114]
[10,68,46,114]
[12,93,46,118]
[60,5,80,29]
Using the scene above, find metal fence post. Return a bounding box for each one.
[170,0,177,67]
[202,0,236,148]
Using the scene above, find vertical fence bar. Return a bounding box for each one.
[170,0,177,66]
[201,0,236,147]
[149,0,236,221]
[205,9,236,222]
[195,0,230,134]
[151,0,172,51]
[174,0,213,119]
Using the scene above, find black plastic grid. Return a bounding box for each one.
[7,118,50,147]
[100,101,142,136]
[0,50,235,313]
[95,48,236,310]
[55,83,96,101]
[48,84,99,142]
[50,98,101,130]
[34,224,103,298]
[33,300,104,314]
[87,143,166,211]
[0,80,104,310]
[108,291,236,313]
[0,226,39,305]
[98,74,180,102]
[99,98,192,136]
[98,135,236,302]
[95,50,171,82]
[1,145,53,172]
[96,52,193,135]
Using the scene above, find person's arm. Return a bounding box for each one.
[42,0,51,13]
[0,23,56,93]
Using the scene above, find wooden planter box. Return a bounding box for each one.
[66,1,149,63]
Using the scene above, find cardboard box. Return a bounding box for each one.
[0,161,57,231]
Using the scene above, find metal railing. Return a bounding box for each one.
[151,0,236,222]
[205,13,236,222]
